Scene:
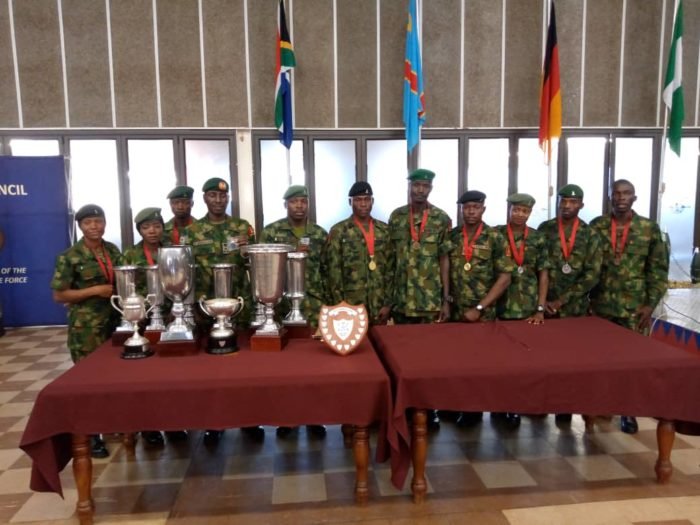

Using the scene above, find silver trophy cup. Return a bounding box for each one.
[111,291,156,359]
[158,246,195,342]
[112,265,139,331]
[198,263,243,354]
[144,265,166,331]
[247,244,294,336]
[283,251,307,325]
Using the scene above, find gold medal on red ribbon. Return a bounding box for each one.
[463,262,471,271]
[353,217,378,272]
[368,258,377,271]
[461,223,483,273]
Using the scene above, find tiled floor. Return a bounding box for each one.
[1,326,700,524]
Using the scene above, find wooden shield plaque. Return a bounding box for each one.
[319,302,368,356]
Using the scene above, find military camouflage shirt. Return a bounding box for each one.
[258,218,328,327]
[496,225,550,320]
[389,204,451,318]
[323,216,394,322]
[589,212,669,327]
[448,223,514,321]
[50,238,122,362]
[163,217,193,246]
[537,218,602,317]
[183,215,255,323]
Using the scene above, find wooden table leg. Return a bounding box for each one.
[71,434,94,525]
[353,425,370,505]
[411,409,428,503]
[122,432,136,456]
[655,419,675,483]
[341,424,354,449]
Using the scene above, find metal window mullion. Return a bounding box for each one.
[117,136,133,248]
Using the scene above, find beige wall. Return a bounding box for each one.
[0,0,698,130]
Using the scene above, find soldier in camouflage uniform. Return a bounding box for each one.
[538,184,602,318]
[122,207,167,297]
[184,178,261,444]
[389,169,451,326]
[163,185,195,245]
[184,178,255,325]
[448,190,514,428]
[389,168,451,430]
[590,179,669,434]
[259,185,328,329]
[259,185,328,439]
[323,181,393,324]
[51,204,121,458]
[447,190,513,323]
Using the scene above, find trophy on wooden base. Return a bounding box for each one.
[158,246,196,344]
[112,265,139,333]
[199,263,244,354]
[110,266,155,359]
[248,244,293,351]
[283,251,307,326]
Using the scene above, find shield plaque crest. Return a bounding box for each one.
[318,301,368,356]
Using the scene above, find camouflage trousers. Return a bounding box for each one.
[67,324,112,363]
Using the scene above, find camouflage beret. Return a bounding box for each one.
[558,184,584,199]
[283,185,309,199]
[134,207,163,227]
[75,204,105,222]
[348,181,373,197]
[407,168,436,182]
[167,185,194,199]
[457,190,486,204]
[507,193,536,208]
[202,178,229,193]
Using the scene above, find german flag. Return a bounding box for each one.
[539,1,561,164]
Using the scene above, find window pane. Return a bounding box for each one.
[566,136,606,223]
[260,139,305,227]
[69,140,122,249]
[127,139,176,240]
[367,139,406,223]
[660,138,698,281]
[9,139,60,156]
[467,138,509,226]
[421,139,459,225]
[517,138,557,228]
[614,137,653,217]
[313,140,356,231]
[185,139,232,217]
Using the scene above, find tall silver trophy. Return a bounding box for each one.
[199,263,244,354]
[283,251,307,325]
[110,265,155,359]
[144,265,166,331]
[158,245,195,342]
[113,265,139,331]
[248,244,294,337]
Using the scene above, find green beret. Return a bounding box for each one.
[558,184,584,199]
[407,169,436,182]
[507,193,536,208]
[75,204,105,222]
[167,185,194,199]
[134,207,163,227]
[202,178,229,193]
[283,185,309,199]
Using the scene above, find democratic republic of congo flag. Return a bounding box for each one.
[403,0,425,153]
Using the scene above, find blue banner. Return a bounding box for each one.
[0,156,70,326]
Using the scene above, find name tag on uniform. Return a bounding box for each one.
[193,239,213,246]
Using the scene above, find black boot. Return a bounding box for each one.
[90,435,109,458]
[620,416,638,434]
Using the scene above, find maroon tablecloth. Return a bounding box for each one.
[369,317,700,488]
[20,335,397,496]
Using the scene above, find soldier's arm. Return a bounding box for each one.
[644,223,670,308]
[480,272,512,310]
[53,285,113,304]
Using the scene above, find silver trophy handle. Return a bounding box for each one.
[198,296,213,317]
[110,295,124,315]
[231,296,245,317]
[145,293,157,315]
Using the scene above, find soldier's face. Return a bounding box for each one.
[138,220,164,245]
[461,202,485,225]
[203,191,229,215]
[508,205,532,227]
[558,197,583,220]
[170,198,193,219]
[409,181,432,204]
[78,217,106,241]
[351,195,373,219]
[611,183,636,214]
[286,197,308,221]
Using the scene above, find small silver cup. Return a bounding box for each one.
[283,252,307,325]
[144,265,166,331]
[112,265,139,332]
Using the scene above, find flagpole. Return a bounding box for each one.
[286,147,292,187]
[547,159,552,220]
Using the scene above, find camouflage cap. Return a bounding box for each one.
[202,178,229,193]
[167,185,194,199]
[75,204,105,222]
[407,168,436,182]
[134,207,163,227]
[348,181,373,197]
[457,190,486,204]
[558,184,584,199]
[507,193,536,208]
[283,185,309,199]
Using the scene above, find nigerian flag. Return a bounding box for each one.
[663,0,684,156]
